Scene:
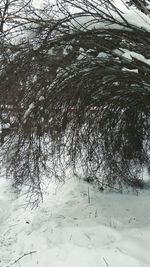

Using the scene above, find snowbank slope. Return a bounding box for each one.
[0,177,150,267]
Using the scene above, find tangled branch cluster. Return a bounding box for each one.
[0,0,150,202]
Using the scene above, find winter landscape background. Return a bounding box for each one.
[0,0,150,266]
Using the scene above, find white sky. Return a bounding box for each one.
[32,0,127,10]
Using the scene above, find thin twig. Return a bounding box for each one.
[103,257,109,266]
[6,251,37,267]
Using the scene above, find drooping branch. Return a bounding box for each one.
[0,0,150,202]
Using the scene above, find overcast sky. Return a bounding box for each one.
[32,0,127,10]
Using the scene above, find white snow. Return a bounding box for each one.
[63,45,73,56]
[23,103,35,121]
[69,7,150,32]
[48,48,57,56]
[0,176,150,267]
[122,67,139,73]
[39,96,45,101]
[0,123,10,134]
[120,49,150,66]
[77,54,86,61]
[97,52,110,59]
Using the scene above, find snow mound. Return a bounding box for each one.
[0,177,150,267]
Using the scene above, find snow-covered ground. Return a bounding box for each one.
[0,176,150,267]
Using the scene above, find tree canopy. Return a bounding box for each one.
[0,0,150,204]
